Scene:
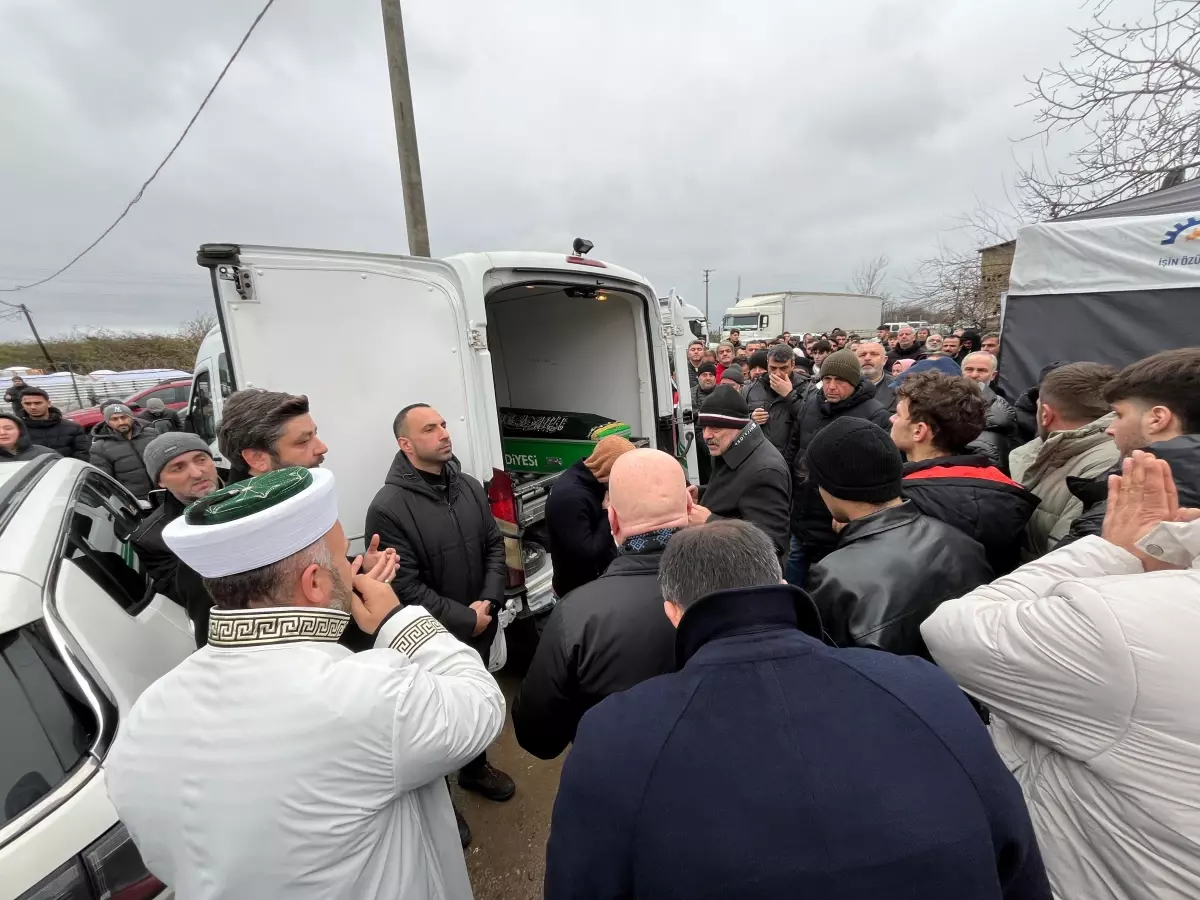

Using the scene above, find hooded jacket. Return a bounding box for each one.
[89,420,158,499]
[545,460,617,598]
[806,501,994,659]
[923,533,1200,900]
[0,412,58,461]
[20,406,89,461]
[786,381,893,560]
[886,340,924,367]
[1061,433,1200,546]
[966,385,1018,473]
[137,407,181,434]
[903,455,1040,576]
[698,422,791,557]
[1010,413,1119,558]
[364,451,507,661]
[742,369,809,453]
[546,584,1051,900]
[512,546,676,761]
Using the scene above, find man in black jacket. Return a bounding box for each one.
[689,386,791,558]
[1061,348,1200,545]
[131,433,222,645]
[784,349,892,584]
[743,345,808,454]
[89,405,157,499]
[856,340,897,412]
[513,448,685,760]
[545,435,635,597]
[886,325,923,369]
[893,372,1039,576]
[685,339,706,393]
[20,388,89,460]
[5,375,27,412]
[804,418,994,660]
[364,403,514,833]
[961,351,1018,471]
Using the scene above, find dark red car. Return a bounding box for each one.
[65,379,192,431]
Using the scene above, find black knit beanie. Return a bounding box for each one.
[697,362,717,376]
[721,365,745,385]
[805,417,902,503]
[697,385,750,429]
[748,349,770,371]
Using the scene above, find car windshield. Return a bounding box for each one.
[0,620,97,825]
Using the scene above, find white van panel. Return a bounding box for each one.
[210,249,483,542]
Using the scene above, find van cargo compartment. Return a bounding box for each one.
[499,407,632,474]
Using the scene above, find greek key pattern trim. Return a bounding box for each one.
[208,608,350,648]
[389,614,446,656]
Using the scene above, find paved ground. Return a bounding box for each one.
[451,669,565,900]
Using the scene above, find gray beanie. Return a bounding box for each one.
[144,432,213,483]
[104,403,134,422]
[145,397,166,411]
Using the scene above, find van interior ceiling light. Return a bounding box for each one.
[572,237,595,257]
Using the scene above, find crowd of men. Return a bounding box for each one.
[10,326,1197,898]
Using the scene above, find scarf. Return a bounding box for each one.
[619,527,682,556]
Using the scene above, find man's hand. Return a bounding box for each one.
[769,372,793,398]
[1103,451,1185,570]
[362,534,395,576]
[751,407,769,425]
[470,600,494,636]
[688,504,712,527]
[354,543,398,585]
[350,570,401,634]
[687,484,700,503]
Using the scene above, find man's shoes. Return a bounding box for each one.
[454,801,472,849]
[458,762,516,802]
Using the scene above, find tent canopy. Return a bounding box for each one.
[1000,184,1200,392]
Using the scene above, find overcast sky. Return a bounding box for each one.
[0,0,1095,340]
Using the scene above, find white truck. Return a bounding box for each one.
[183,242,699,621]
[720,292,884,343]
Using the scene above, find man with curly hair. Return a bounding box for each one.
[892,371,1039,575]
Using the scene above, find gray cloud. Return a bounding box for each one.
[0,0,1089,341]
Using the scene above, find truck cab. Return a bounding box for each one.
[187,243,697,619]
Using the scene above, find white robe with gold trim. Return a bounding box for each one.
[105,605,505,900]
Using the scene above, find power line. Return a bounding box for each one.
[0,0,278,297]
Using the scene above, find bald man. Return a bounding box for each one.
[513,449,690,760]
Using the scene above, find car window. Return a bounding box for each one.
[0,620,98,826]
[137,386,176,407]
[189,370,216,443]
[64,479,150,612]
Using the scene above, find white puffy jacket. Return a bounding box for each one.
[921,535,1200,900]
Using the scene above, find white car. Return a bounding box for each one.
[0,455,194,900]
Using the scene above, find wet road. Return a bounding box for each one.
[451,669,565,900]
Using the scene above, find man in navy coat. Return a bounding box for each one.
[545,519,1050,900]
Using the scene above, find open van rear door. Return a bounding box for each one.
[196,244,489,544]
[667,290,699,484]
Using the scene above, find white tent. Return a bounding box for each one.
[1002,179,1200,391]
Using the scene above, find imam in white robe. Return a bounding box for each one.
[105,604,505,900]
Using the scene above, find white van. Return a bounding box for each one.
[185,243,698,619]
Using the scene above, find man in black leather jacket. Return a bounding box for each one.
[803,417,994,660]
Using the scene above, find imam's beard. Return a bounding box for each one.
[328,570,355,615]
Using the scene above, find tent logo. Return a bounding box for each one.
[1161,216,1200,245]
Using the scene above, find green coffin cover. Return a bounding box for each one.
[499,407,631,474]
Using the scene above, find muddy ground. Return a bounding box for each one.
[450,669,565,900]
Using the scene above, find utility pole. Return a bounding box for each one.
[380,0,431,257]
[702,268,715,331]
[735,274,741,301]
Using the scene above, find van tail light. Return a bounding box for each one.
[487,469,527,589]
[565,255,607,268]
[488,468,516,525]
[17,823,164,900]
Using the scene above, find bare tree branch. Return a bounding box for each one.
[848,255,891,298]
[1018,0,1200,218]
